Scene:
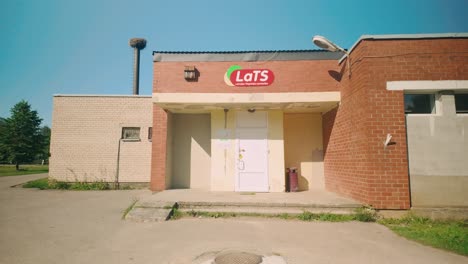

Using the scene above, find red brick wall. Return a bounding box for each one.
[150,106,167,191]
[153,60,341,93]
[151,58,342,192]
[323,38,468,209]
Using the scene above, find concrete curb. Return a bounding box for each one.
[125,199,363,222]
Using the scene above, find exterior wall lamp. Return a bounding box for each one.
[312,35,351,78]
[184,66,197,81]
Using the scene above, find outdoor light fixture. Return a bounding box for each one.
[184,66,197,80]
[312,35,351,77]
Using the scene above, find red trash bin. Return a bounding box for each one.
[287,167,298,192]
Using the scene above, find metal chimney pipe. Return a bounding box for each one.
[132,47,140,95]
[129,38,147,95]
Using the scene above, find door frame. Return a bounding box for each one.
[234,111,269,192]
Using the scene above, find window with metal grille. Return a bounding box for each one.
[121,127,140,140]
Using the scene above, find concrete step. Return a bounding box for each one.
[125,200,362,222]
[176,201,361,209]
[125,207,173,222]
[177,201,360,215]
[125,201,175,222]
[178,206,355,215]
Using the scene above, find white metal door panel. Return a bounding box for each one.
[236,127,269,192]
[236,111,268,128]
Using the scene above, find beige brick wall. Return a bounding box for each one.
[50,95,152,183]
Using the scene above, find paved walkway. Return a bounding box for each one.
[0,172,48,187]
[0,174,466,264]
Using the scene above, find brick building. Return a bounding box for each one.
[50,33,468,209]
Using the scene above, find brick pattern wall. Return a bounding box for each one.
[153,60,341,93]
[50,96,153,183]
[151,58,342,191]
[323,38,468,209]
[150,106,167,191]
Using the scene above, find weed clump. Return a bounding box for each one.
[24,178,111,190]
[354,207,378,222]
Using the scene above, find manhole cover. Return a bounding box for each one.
[214,251,262,264]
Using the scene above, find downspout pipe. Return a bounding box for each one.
[115,138,121,190]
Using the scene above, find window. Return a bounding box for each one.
[455,94,468,114]
[121,127,140,140]
[404,94,435,114]
[148,127,153,141]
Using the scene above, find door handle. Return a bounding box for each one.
[238,160,245,170]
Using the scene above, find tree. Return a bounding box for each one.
[0,117,7,163]
[1,101,43,170]
[37,126,51,164]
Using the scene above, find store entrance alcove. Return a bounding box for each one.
[283,113,325,191]
[167,113,211,190]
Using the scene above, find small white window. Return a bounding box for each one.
[122,127,140,140]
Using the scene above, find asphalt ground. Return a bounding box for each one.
[0,174,466,264]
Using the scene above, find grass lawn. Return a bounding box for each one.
[379,215,468,256]
[0,164,48,177]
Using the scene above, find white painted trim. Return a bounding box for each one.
[153,92,340,104]
[387,80,468,91]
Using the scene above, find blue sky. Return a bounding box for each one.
[1,0,467,126]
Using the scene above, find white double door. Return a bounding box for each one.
[235,111,269,192]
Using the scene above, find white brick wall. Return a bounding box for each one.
[49,95,152,183]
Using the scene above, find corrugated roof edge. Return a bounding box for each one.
[339,32,468,63]
[153,49,326,54]
[53,94,151,98]
[153,49,344,62]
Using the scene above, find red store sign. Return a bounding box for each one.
[225,66,275,87]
